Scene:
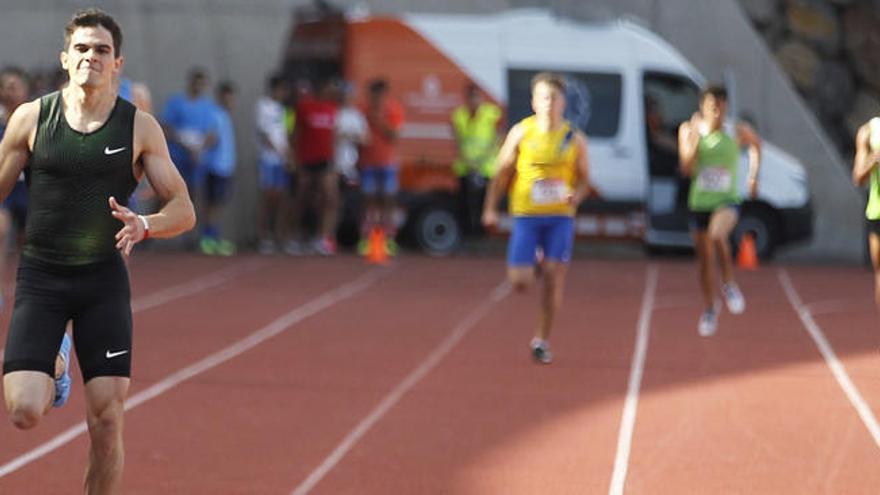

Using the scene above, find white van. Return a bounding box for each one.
[282,8,812,257]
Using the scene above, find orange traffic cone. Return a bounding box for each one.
[737,232,758,270]
[365,227,389,265]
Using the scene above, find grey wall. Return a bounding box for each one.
[0,0,863,261]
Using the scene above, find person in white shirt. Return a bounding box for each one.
[254,74,291,254]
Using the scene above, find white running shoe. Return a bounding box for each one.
[283,240,306,256]
[530,338,553,364]
[722,282,745,314]
[257,239,276,255]
[698,303,720,337]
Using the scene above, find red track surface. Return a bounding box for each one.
[0,253,878,494]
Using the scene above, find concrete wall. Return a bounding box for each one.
[0,0,863,261]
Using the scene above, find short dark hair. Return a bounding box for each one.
[217,80,236,95]
[188,67,208,83]
[64,9,123,57]
[531,72,566,93]
[368,78,388,96]
[0,66,30,85]
[700,84,728,102]
[267,73,286,91]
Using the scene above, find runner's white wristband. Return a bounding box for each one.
[138,215,150,240]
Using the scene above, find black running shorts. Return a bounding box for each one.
[3,254,132,382]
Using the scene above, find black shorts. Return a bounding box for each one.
[3,254,132,382]
[202,172,232,205]
[300,160,331,176]
[689,205,740,231]
[868,219,880,235]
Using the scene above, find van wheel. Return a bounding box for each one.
[415,207,461,256]
[733,209,778,260]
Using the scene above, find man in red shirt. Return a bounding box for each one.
[359,78,404,252]
[290,79,339,255]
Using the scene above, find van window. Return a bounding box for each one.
[507,69,622,138]
[643,72,700,178]
[643,72,699,133]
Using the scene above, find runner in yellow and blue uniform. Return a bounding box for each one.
[482,72,591,364]
[679,85,761,337]
[853,117,880,311]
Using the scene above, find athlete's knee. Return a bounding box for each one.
[509,272,533,292]
[87,404,124,447]
[7,402,43,430]
[511,278,531,293]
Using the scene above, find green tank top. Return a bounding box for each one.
[688,129,740,212]
[24,91,138,265]
[866,120,880,220]
[868,169,880,220]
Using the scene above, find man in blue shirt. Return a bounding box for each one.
[198,81,237,255]
[161,67,218,195]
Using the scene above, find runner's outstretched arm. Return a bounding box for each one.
[853,124,880,187]
[678,115,700,177]
[737,122,762,198]
[569,131,592,205]
[112,110,195,255]
[0,100,37,202]
[482,122,524,228]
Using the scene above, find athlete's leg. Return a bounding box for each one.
[3,263,71,428]
[708,207,738,284]
[83,376,129,495]
[870,232,880,310]
[507,217,539,293]
[693,230,715,309]
[538,261,569,341]
[536,217,574,341]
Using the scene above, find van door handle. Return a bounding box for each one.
[613,145,631,158]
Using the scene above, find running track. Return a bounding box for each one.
[0,252,878,494]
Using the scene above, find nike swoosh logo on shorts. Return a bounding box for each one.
[105,350,129,359]
[104,146,126,155]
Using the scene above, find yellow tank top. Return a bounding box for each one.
[509,116,579,216]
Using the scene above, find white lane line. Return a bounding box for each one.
[130,258,266,313]
[291,282,512,495]
[0,268,384,478]
[609,264,658,495]
[778,268,880,448]
[804,299,868,317]
[0,259,266,362]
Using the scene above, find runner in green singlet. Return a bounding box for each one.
[678,85,761,337]
[853,117,880,310]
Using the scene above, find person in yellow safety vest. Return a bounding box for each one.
[451,83,502,236]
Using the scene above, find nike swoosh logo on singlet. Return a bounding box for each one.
[104,146,126,155]
[105,350,129,359]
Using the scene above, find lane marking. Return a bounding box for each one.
[0,268,383,478]
[778,268,880,449]
[0,259,266,361]
[804,299,869,317]
[609,264,658,495]
[291,282,511,495]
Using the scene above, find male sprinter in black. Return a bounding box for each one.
[0,9,194,493]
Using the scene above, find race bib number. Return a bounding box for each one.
[531,179,570,205]
[696,166,732,192]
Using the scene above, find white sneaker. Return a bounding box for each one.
[698,303,720,337]
[283,240,306,256]
[257,239,276,255]
[722,282,745,314]
[530,338,553,364]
